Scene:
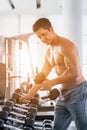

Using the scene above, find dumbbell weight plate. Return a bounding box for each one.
[4,101,14,108]
[0,111,9,120]
[0,111,36,129]
[28,107,37,115]
[25,117,35,128]
[3,105,37,121]
[12,92,21,103]
[23,126,33,130]
[2,105,12,113]
[0,119,4,127]
[9,98,16,103]
[27,112,36,119]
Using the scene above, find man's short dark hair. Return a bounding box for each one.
[33,18,52,32]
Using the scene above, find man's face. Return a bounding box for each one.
[35,27,54,45]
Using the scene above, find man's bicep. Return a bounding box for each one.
[64,49,80,76]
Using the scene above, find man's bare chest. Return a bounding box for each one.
[48,46,64,66]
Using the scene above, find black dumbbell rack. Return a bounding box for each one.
[0,99,54,130]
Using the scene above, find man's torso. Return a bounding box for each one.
[46,40,85,89]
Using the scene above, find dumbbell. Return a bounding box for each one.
[14,88,31,98]
[0,118,23,130]
[41,88,60,100]
[0,110,35,128]
[0,112,52,130]
[0,119,33,130]
[4,100,38,116]
[26,93,40,108]
[11,92,29,104]
[2,106,36,130]
[11,92,22,104]
[9,98,32,111]
[11,72,45,104]
[9,97,38,111]
[2,105,36,121]
[13,88,29,104]
[8,96,39,110]
[11,92,39,106]
[2,105,37,120]
[0,111,43,129]
[11,72,44,105]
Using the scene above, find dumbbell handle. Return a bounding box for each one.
[10,111,26,118]
[3,105,37,120]
[8,116,25,124]
[8,116,43,127]
[13,106,27,113]
[8,115,43,128]
[3,123,22,130]
[5,100,38,114]
[7,116,43,129]
[12,106,37,116]
[15,103,31,110]
[4,101,28,112]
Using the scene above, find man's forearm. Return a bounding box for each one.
[51,69,75,86]
[21,83,41,101]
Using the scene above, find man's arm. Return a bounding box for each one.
[41,57,52,77]
[19,83,41,101]
[19,57,52,102]
[41,43,81,90]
